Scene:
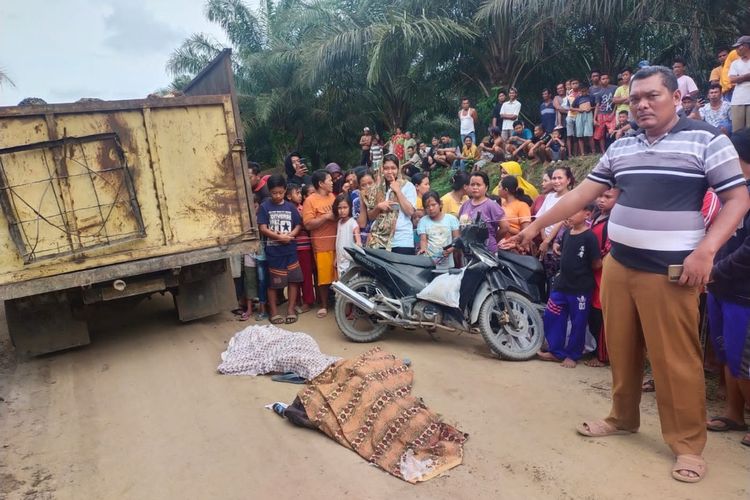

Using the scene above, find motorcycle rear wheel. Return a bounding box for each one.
[478,291,544,360]
[334,276,390,342]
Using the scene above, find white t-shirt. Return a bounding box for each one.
[336,217,359,274]
[676,75,698,111]
[459,109,475,135]
[500,100,522,130]
[729,58,750,105]
[387,181,417,248]
[536,192,565,238]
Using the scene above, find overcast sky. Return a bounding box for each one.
[0,0,260,106]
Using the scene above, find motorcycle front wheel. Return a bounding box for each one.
[334,276,390,342]
[478,291,544,360]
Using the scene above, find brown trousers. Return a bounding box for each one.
[600,256,706,456]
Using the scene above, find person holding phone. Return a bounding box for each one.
[513,66,749,483]
[284,152,312,186]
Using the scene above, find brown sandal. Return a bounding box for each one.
[576,420,635,437]
[270,315,285,325]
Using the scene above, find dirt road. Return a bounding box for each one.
[0,294,747,499]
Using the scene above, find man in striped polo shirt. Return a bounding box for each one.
[516,66,750,482]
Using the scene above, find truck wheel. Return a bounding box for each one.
[478,291,544,360]
[334,276,389,342]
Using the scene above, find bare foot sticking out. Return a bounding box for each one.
[584,358,607,367]
[537,351,560,362]
[561,358,577,368]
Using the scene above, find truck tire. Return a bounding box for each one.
[334,276,389,343]
[478,291,544,360]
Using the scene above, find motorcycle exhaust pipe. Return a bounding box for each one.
[331,281,377,314]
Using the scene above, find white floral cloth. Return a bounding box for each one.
[217,325,340,380]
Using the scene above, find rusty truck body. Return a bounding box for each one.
[0,50,257,355]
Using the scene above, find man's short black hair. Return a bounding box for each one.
[583,203,596,212]
[631,65,678,93]
[717,46,730,55]
[512,120,524,128]
[579,81,589,90]
[590,69,601,75]
[731,128,750,163]
[618,110,629,116]
[621,67,633,74]
[673,56,687,66]
[248,161,261,175]
[708,83,722,92]
[266,173,286,191]
[311,169,330,189]
[497,89,507,96]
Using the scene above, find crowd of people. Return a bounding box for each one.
[233,35,750,483]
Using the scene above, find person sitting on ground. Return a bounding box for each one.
[458,135,480,171]
[257,174,303,325]
[506,120,533,159]
[401,145,422,179]
[538,204,602,368]
[302,170,337,318]
[584,187,619,367]
[527,125,552,166]
[441,171,469,218]
[700,83,733,135]
[417,191,460,269]
[546,129,566,162]
[611,110,632,140]
[680,95,701,120]
[478,126,505,163]
[704,127,750,448]
[434,134,459,168]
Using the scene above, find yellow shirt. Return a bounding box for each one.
[614,85,629,114]
[416,197,423,210]
[709,65,722,83]
[462,144,480,160]
[721,49,740,94]
[440,192,467,218]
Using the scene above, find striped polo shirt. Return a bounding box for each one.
[587,116,744,274]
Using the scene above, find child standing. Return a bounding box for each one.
[538,204,602,368]
[572,83,595,155]
[287,184,314,313]
[334,193,362,276]
[257,174,303,325]
[247,193,269,321]
[584,188,619,367]
[417,191,459,269]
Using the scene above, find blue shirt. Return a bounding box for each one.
[540,101,556,133]
[256,199,301,257]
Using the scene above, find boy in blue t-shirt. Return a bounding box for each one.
[256,174,303,324]
[572,83,595,155]
[538,204,602,368]
[506,120,533,159]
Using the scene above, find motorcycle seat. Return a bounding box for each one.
[363,248,435,268]
[497,249,544,274]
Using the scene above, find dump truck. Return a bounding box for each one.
[0,50,258,355]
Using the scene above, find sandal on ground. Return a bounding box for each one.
[576,420,635,437]
[270,315,285,325]
[742,433,750,447]
[237,311,251,321]
[254,312,268,321]
[271,372,306,384]
[642,379,655,392]
[706,416,748,432]
[671,454,706,483]
[316,308,328,318]
[295,304,312,315]
[231,308,245,316]
[285,313,298,324]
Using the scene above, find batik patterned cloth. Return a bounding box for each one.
[217,325,340,380]
[297,348,467,483]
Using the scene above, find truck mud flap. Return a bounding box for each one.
[5,292,90,356]
[173,259,235,322]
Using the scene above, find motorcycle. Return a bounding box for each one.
[331,215,546,360]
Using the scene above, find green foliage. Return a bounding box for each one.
[166,0,748,170]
